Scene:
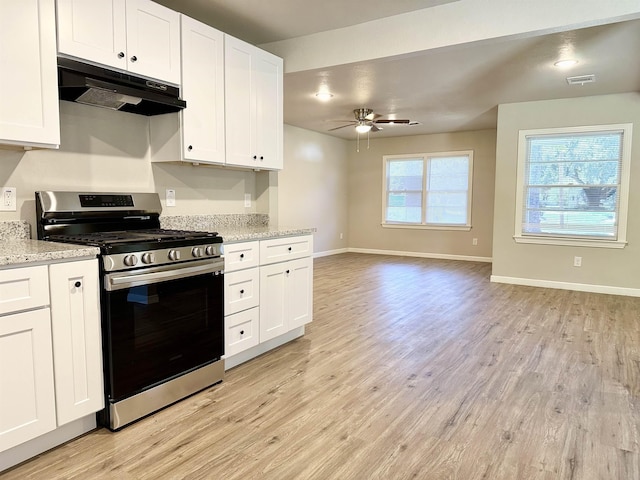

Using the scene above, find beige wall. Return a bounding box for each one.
[279,125,349,254]
[0,102,266,235]
[347,129,496,259]
[492,93,640,290]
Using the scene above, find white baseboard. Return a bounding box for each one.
[313,248,349,258]
[347,247,492,263]
[490,275,640,297]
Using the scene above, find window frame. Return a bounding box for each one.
[514,123,633,249]
[381,150,473,231]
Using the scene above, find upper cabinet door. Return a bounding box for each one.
[180,15,225,164]
[56,0,127,70]
[0,0,60,148]
[225,35,283,170]
[254,49,283,170]
[224,35,255,168]
[125,0,180,84]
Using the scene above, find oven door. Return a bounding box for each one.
[102,259,224,402]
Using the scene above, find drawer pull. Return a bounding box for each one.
[240,289,245,294]
[286,270,290,274]
[288,247,292,252]
[240,330,245,335]
[240,253,245,259]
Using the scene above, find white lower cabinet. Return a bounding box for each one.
[260,256,313,342]
[0,258,103,455]
[49,260,104,426]
[0,308,56,452]
[223,235,313,368]
[225,307,259,357]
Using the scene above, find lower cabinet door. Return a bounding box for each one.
[0,308,56,451]
[288,257,313,329]
[225,307,259,357]
[259,262,288,342]
[49,260,104,426]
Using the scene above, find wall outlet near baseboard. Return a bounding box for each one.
[0,187,17,211]
[573,256,582,267]
[472,238,478,246]
[244,193,251,208]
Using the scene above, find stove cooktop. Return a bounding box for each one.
[49,228,219,246]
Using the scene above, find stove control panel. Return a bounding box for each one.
[103,243,222,272]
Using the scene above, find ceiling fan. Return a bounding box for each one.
[329,108,411,133]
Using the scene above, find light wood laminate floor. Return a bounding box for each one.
[3,253,640,479]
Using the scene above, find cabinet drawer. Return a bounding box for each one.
[0,265,50,316]
[225,307,259,357]
[224,241,260,272]
[259,235,313,265]
[224,268,259,316]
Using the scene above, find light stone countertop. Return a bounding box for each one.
[0,240,100,268]
[216,226,316,243]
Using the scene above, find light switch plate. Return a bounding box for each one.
[0,187,17,211]
[166,189,176,207]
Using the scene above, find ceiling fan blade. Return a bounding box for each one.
[328,123,356,131]
[365,113,382,121]
[370,124,382,132]
[374,119,411,124]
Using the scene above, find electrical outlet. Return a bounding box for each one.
[244,193,251,208]
[166,189,176,207]
[573,256,582,267]
[0,187,17,211]
[340,233,344,240]
[472,238,478,246]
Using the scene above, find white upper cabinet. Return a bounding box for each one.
[0,0,60,149]
[225,35,283,170]
[56,0,180,84]
[150,15,225,165]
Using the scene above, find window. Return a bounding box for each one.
[515,124,632,248]
[383,151,473,230]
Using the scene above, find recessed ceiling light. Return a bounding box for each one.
[315,92,333,101]
[554,59,579,68]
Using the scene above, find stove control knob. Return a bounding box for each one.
[123,255,138,267]
[168,249,181,261]
[141,252,155,264]
[205,245,216,256]
[192,247,204,258]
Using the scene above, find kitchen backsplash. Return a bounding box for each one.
[160,214,269,231]
[0,221,30,241]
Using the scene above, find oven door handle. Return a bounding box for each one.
[105,261,224,291]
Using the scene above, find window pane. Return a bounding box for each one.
[429,156,469,191]
[386,192,422,223]
[522,130,623,239]
[426,192,468,224]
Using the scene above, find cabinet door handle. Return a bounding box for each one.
[188,145,193,151]
[260,156,264,160]
[286,270,290,274]
[240,330,244,335]
[288,247,292,252]
[130,55,137,62]
[240,289,245,294]
[74,281,82,288]
[117,52,125,58]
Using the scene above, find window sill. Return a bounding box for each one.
[513,235,627,249]
[382,223,471,232]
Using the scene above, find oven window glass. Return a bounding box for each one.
[104,272,224,401]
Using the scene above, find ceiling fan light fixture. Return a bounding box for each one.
[355,123,372,133]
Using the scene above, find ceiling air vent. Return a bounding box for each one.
[566,74,596,86]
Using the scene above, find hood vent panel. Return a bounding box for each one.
[58,57,186,115]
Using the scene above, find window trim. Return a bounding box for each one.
[513,123,632,248]
[381,150,473,230]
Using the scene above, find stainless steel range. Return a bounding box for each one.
[36,191,225,430]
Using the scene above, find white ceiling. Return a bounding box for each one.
[156,0,640,140]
